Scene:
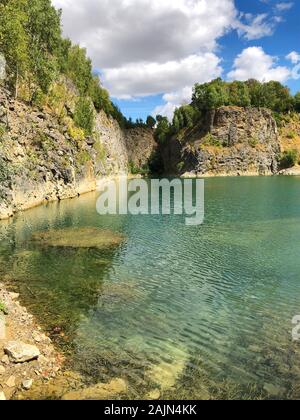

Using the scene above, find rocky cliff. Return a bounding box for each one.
[162,106,280,176]
[0,88,156,219]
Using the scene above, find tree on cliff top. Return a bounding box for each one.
[192,78,294,113]
[0,0,124,124]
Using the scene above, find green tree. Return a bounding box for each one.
[63,45,93,96]
[228,81,251,107]
[74,97,95,136]
[146,115,156,129]
[89,76,114,115]
[25,0,62,99]
[193,78,229,111]
[294,92,300,112]
[155,116,170,143]
[0,0,29,97]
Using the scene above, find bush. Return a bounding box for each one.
[202,133,222,147]
[74,97,95,136]
[280,149,299,169]
[0,301,8,315]
[287,130,297,140]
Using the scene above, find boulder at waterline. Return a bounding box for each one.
[4,341,40,363]
[31,228,124,249]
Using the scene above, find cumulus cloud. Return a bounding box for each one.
[53,0,236,68]
[228,47,291,82]
[102,53,222,99]
[286,51,300,64]
[52,0,289,118]
[152,87,193,121]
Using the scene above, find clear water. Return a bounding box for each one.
[1,177,300,400]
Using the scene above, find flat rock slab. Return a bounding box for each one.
[4,341,40,363]
[31,228,124,249]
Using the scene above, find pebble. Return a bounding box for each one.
[0,391,6,400]
[1,355,9,365]
[22,379,33,390]
[6,375,16,388]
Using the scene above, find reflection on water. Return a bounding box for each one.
[1,178,300,399]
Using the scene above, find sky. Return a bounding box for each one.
[52,0,300,121]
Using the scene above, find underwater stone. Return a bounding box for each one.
[31,227,124,249]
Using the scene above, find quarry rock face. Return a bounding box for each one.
[0,88,156,220]
[162,106,280,176]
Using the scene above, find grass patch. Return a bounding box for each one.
[202,133,222,147]
[0,301,8,315]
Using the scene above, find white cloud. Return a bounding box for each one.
[275,2,294,12]
[286,51,300,64]
[235,13,280,40]
[53,0,237,68]
[153,87,193,120]
[228,47,291,82]
[52,0,289,119]
[102,53,222,99]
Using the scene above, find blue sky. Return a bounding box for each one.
[54,0,300,121]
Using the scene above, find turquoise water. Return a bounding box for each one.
[1,177,300,399]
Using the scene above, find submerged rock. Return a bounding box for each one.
[0,391,6,400]
[147,344,189,390]
[31,228,124,249]
[4,341,40,363]
[61,378,128,400]
[263,383,286,398]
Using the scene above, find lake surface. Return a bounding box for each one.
[1,177,300,400]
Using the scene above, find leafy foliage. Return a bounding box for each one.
[280,150,299,169]
[192,78,294,113]
[0,0,126,123]
[74,97,95,136]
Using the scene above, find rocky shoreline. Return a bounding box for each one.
[0,283,63,400]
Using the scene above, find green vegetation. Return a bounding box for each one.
[192,78,294,113]
[279,149,299,169]
[202,133,222,147]
[0,123,7,140]
[153,78,300,145]
[0,301,8,315]
[0,0,131,128]
[74,97,95,136]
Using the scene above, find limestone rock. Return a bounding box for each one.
[6,375,16,388]
[0,54,6,81]
[22,379,33,390]
[0,391,6,400]
[1,355,9,365]
[4,341,40,363]
[162,106,280,176]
